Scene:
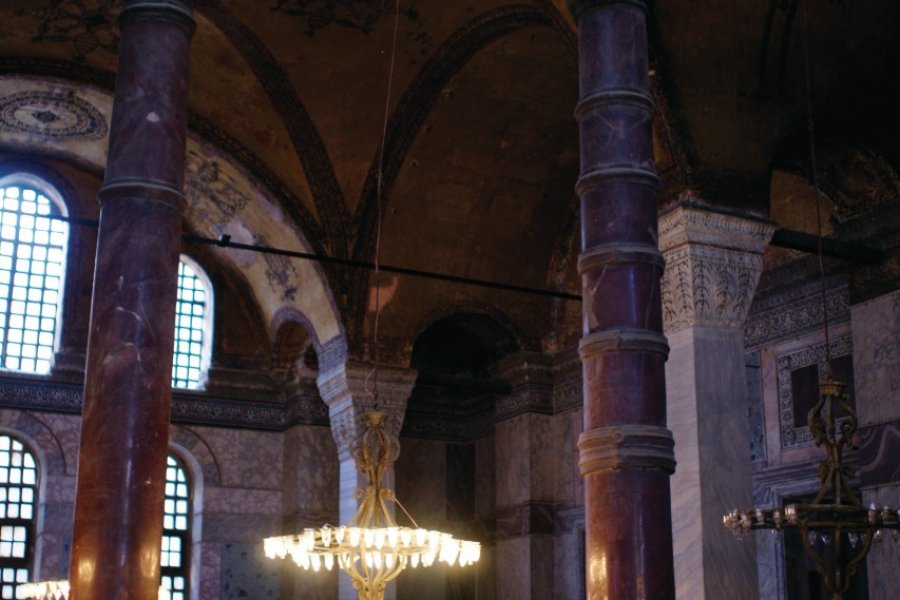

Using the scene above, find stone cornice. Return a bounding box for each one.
[658,206,775,254]
[0,375,304,430]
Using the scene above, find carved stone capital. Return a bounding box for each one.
[659,207,775,333]
[578,424,675,475]
[316,361,417,455]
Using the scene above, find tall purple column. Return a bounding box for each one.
[567,1,676,598]
[69,2,195,599]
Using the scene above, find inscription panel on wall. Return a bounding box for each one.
[777,335,854,448]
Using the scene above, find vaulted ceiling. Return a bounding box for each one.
[1,0,897,365]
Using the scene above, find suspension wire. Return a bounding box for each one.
[802,3,832,373]
[365,0,403,407]
[40,214,582,300]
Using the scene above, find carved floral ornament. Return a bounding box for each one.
[658,207,775,333]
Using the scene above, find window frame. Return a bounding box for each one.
[161,453,192,600]
[0,433,39,600]
[172,255,214,390]
[0,174,70,376]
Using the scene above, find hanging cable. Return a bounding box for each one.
[802,2,833,373]
[364,0,404,405]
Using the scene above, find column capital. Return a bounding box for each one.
[317,361,417,456]
[566,0,648,20]
[659,206,776,333]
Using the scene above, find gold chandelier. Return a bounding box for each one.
[722,377,899,598]
[263,410,481,600]
[18,581,171,600]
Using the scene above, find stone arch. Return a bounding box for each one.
[169,425,221,488]
[0,410,67,478]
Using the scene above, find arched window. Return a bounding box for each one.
[161,454,191,600]
[172,257,213,390]
[0,434,38,599]
[0,179,68,375]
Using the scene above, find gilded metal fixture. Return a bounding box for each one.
[264,411,481,600]
[723,378,899,599]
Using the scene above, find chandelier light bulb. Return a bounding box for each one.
[264,411,481,600]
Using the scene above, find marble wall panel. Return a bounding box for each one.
[495,416,531,507]
[221,542,281,599]
[285,425,337,509]
[859,420,900,487]
[528,414,554,503]
[667,326,758,600]
[447,442,475,524]
[200,513,283,543]
[474,435,495,521]
[553,529,584,600]
[496,537,531,600]
[43,474,76,504]
[863,485,900,600]
[852,289,900,426]
[35,503,73,580]
[34,413,81,473]
[397,562,449,600]
[666,327,704,600]
[192,426,284,489]
[198,541,222,600]
[283,567,338,600]
[203,486,282,515]
[396,437,447,522]
[551,408,582,508]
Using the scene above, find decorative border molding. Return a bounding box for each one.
[0,89,107,139]
[775,335,853,448]
[658,206,775,255]
[745,283,850,349]
[0,376,294,430]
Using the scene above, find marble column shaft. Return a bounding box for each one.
[317,362,418,600]
[69,2,195,599]
[567,1,676,598]
[659,205,774,600]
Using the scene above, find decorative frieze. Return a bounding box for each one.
[659,206,775,333]
[744,284,850,349]
[776,335,853,448]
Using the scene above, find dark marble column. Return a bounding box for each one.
[566,1,676,598]
[69,2,195,599]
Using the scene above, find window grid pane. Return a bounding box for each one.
[172,261,207,389]
[0,435,37,600]
[161,455,190,600]
[0,185,67,375]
